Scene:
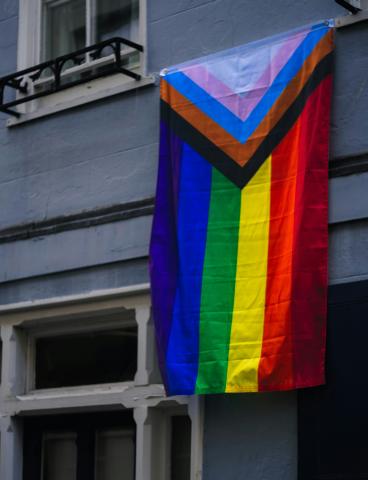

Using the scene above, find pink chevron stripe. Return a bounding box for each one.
[182,28,310,121]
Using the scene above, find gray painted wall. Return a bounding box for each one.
[203,393,297,480]
[1,1,368,479]
[1,0,368,304]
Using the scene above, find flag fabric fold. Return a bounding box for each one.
[150,21,333,395]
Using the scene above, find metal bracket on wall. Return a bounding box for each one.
[334,0,368,27]
[0,37,143,117]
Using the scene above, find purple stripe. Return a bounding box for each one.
[182,27,309,121]
[165,142,212,395]
[149,121,182,389]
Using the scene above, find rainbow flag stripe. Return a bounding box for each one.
[150,22,333,395]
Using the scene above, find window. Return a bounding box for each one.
[13,0,152,125]
[41,0,139,65]
[0,287,203,480]
[35,326,137,389]
[26,310,138,391]
[23,411,135,480]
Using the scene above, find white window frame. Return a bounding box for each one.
[10,0,154,126]
[0,285,204,480]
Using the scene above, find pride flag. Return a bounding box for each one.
[150,22,333,395]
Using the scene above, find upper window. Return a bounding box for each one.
[35,325,137,389]
[41,0,139,63]
[12,0,151,125]
[26,310,138,391]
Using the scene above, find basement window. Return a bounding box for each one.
[34,326,137,389]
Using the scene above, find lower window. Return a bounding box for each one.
[22,410,193,480]
[23,411,135,480]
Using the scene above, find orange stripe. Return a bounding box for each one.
[257,112,301,391]
[161,30,333,168]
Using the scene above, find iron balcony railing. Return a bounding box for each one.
[0,37,143,117]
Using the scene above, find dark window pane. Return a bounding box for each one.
[95,0,139,44]
[42,432,77,480]
[171,416,191,480]
[95,428,135,480]
[23,411,135,480]
[298,281,368,480]
[35,327,137,389]
[42,0,86,61]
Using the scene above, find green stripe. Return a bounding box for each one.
[195,168,241,393]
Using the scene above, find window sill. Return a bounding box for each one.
[2,383,183,415]
[6,71,156,127]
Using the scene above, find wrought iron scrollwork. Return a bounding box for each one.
[0,37,143,117]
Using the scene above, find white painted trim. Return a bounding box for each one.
[135,306,152,386]
[17,0,42,70]
[334,10,368,27]
[0,283,150,315]
[139,0,148,75]
[188,396,205,480]
[7,74,156,127]
[0,416,23,480]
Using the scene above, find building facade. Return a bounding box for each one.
[0,0,367,479]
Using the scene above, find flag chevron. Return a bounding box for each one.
[163,26,330,142]
[150,22,333,396]
[161,51,333,189]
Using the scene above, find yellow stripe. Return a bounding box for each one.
[225,156,271,392]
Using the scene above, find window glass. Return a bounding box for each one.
[35,326,137,389]
[171,416,191,480]
[41,0,139,63]
[42,432,77,480]
[94,0,139,44]
[23,412,135,480]
[95,428,135,480]
[42,0,86,61]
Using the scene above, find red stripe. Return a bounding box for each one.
[291,75,331,388]
[258,109,301,391]
[258,76,331,391]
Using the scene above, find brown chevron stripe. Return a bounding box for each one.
[160,29,333,168]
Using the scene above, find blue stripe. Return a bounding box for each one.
[164,26,330,143]
[240,25,329,142]
[165,142,212,395]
